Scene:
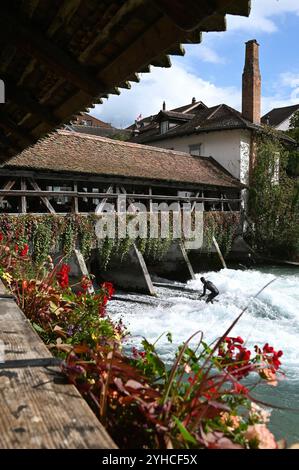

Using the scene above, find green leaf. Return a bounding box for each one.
[32,322,46,333]
[173,416,197,445]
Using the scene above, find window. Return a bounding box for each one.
[189,144,202,156]
[160,121,169,134]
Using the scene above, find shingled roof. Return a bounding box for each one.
[131,104,256,143]
[261,104,299,127]
[0,0,251,163]
[131,103,295,144]
[5,130,241,189]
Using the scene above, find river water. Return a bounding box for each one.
[107,266,299,444]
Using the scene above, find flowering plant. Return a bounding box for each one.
[0,230,288,450]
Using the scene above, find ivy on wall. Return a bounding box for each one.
[0,212,240,267]
[247,134,299,259]
[203,212,240,257]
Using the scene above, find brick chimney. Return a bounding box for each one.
[242,40,261,124]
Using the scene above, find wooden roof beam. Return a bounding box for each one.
[0,6,103,97]
[119,81,131,90]
[1,74,60,127]
[151,55,172,68]
[98,16,192,88]
[127,73,140,83]
[166,45,185,56]
[200,14,226,32]
[0,110,35,147]
[151,0,250,32]
[226,0,251,16]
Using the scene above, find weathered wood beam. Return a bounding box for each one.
[0,6,103,96]
[0,189,241,204]
[95,185,113,214]
[28,179,56,214]
[118,81,131,90]
[73,249,95,294]
[21,179,27,214]
[138,65,151,73]
[0,110,35,146]
[97,17,189,88]
[226,0,251,16]
[0,180,15,204]
[127,73,140,83]
[151,0,249,31]
[200,14,226,32]
[166,45,185,56]
[73,182,79,214]
[1,74,60,126]
[79,0,145,63]
[150,54,172,68]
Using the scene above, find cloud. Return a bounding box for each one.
[281,72,299,88]
[262,72,299,114]
[92,63,240,128]
[227,0,299,33]
[187,44,225,64]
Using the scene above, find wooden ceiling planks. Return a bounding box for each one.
[0,0,251,163]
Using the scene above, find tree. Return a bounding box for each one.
[247,134,299,259]
[287,110,299,176]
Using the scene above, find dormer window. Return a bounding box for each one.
[160,120,169,134]
[189,143,202,156]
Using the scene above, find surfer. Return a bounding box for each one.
[199,277,219,304]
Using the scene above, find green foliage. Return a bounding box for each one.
[248,135,299,258]
[286,110,299,177]
[203,212,240,257]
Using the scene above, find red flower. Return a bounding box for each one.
[20,244,29,257]
[101,281,115,298]
[57,264,70,288]
[233,382,249,395]
[81,275,93,292]
[14,244,19,253]
[203,379,218,400]
[0,233,3,242]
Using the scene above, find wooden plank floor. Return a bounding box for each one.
[0,281,117,449]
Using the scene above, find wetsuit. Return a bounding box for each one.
[200,280,219,303]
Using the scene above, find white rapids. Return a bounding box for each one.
[107,266,299,442]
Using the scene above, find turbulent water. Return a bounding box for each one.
[107,266,299,443]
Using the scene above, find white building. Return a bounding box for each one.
[261,104,299,131]
[130,40,293,187]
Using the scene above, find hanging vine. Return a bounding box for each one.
[0,212,241,266]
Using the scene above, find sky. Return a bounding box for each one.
[91,0,299,128]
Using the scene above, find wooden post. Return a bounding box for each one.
[212,236,227,269]
[149,187,153,213]
[220,193,224,212]
[21,178,27,213]
[29,179,56,213]
[74,249,94,294]
[95,185,113,214]
[73,182,79,214]
[0,180,15,205]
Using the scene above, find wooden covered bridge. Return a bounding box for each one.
[0,130,242,215]
[0,0,251,450]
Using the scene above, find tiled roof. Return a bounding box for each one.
[131,104,257,143]
[156,111,195,121]
[126,100,206,130]
[5,130,241,189]
[261,104,299,127]
[131,104,295,145]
